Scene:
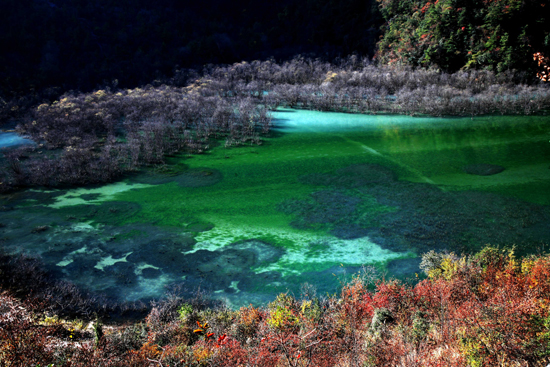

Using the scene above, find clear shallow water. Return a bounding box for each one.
[1,110,549,308]
[0,132,35,149]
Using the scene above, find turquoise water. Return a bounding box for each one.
[0,110,549,307]
[0,132,35,149]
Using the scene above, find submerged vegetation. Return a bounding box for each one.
[2,247,550,366]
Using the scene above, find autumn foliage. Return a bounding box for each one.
[1,246,550,366]
[376,0,550,74]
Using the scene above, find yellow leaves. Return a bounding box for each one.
[41,315,59,326]
[193,345,212,363]
[458,337,484,367]
[428,253,463,280]
[94,90,107,99]
[37,103,49,111]
[323,71,338,84]
[521,259,535,274]
[267,306,299,330]
[301,300,312,315]
[538,299,549,310]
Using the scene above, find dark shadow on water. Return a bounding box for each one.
[128,167,223,188]
[263,129,287,140]
[273,109,297,113]
[386,257,422,277]
[283,163,550,257]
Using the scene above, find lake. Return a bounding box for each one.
[0,131,35,149]
[1,109,549,308]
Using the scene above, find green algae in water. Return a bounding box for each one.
[356,113,550,204]
[1,109,549,307]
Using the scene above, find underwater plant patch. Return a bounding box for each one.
[1,110,549,307]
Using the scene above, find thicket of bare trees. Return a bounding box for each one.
[195,56,550,116]
[0,85,271,193]
[1,56,549,193]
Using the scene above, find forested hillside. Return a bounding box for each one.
[3,0,548,106]
[376,0,550,75]
[0,0,382,98]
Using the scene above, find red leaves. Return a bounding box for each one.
[421,2,433,13]
[4,249,550,366]
[340,276,375,320]
[217,333,227,344]
[210,339,248,366]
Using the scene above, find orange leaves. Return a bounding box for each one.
[192,344,212,363]
[522,256,550,296]
[194,320,212,338]
[533,52,550,81]
[237,305,264,338]
[239,305,263,326]
[431,252,550,364]
[421,2,433,13]
[131,342,162,359]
